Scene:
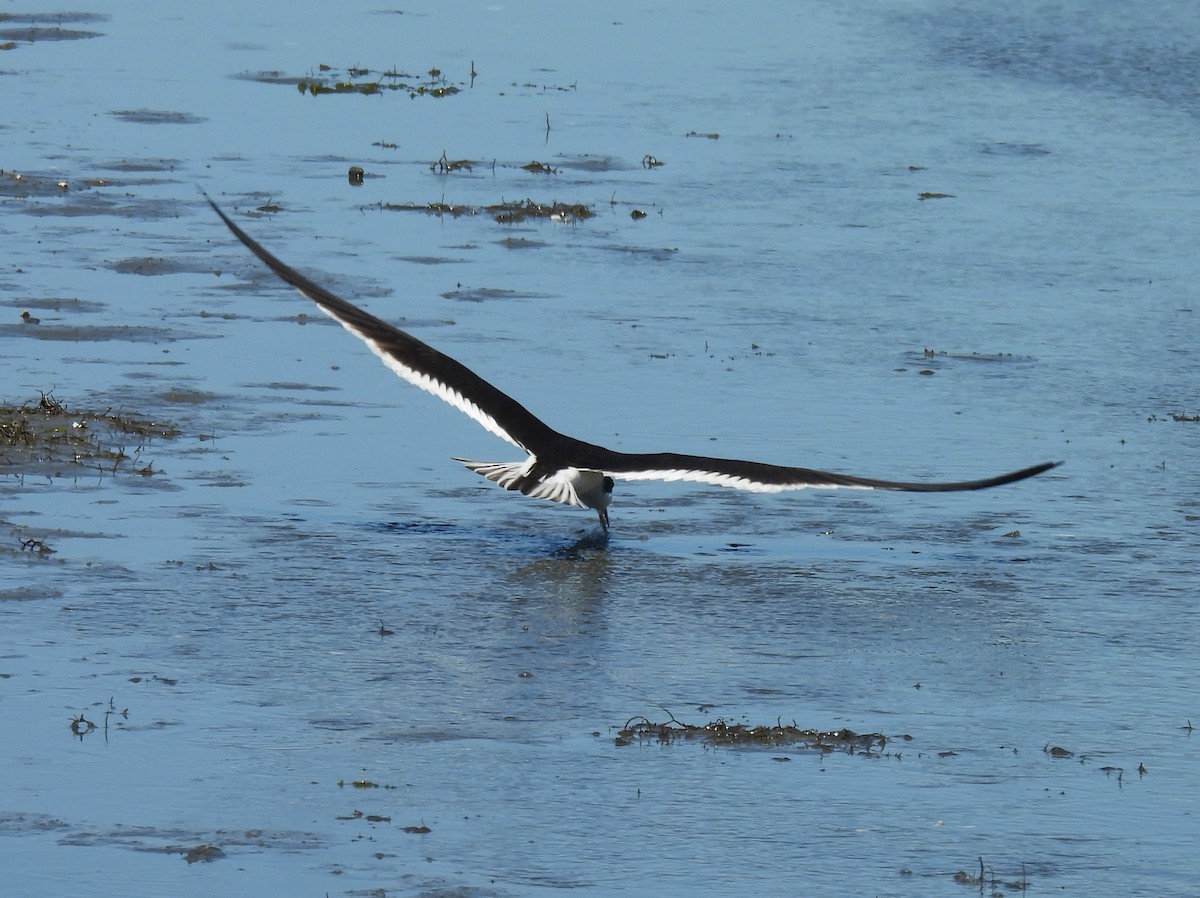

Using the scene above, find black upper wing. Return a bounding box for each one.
[206,194,558,454]
[562,443,1059,493]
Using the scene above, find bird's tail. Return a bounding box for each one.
[455,459,533,490]
[453,458,584,508]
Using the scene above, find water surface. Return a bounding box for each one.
[3,1,1198,896]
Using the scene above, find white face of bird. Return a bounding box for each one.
[571,470,612,510]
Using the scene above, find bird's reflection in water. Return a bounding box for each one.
[506,528,614,610]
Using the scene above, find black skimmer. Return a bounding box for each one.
[206,195,1059,530]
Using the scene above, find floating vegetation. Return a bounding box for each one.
[1037,741,1152,787]
[66,697,129,742]
[616,713,889,754]
[336,777,397,790]
[948,857,1028,893]
[431,151,476,173]
[373,197,594,224]
[242,63,464,99]
[490,198,590,224]
[183,844,224,864]
[910,348,1037,365]
[375,200,477,218]
[335,807,426,829]
[430,154,647,176]
[1,391,181,481]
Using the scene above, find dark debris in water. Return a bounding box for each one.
[241,63,464,99]
[0,22,104,44]
[1,391,181,481]
[1039,741,1150,786]
[427,152,644,176]
[431,151,475,173]
[616,713,888,754]
[183,843,225,864]
[373,198,593,224]
[947,856,1033,893]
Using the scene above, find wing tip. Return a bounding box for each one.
[1022,459,1063,478]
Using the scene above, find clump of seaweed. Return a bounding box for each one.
[377,200,478,218]
[616,711,887,754]
[1,391,181,480]
[431,151,475,173]
[242,64,463,99]
[948,857,1029,893]
[374,197,594,224]
[488,198,591,223]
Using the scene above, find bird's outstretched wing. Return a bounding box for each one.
[207,193,1060,497]
[206,194,556,454]
[587,450,1059,493]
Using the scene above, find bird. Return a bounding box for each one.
[205,194,1059,531]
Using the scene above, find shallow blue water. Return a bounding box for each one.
[3,1,1198,896]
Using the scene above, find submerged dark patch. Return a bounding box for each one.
[0,26,103,44]
[1,322,188,342]
[109,109,207,125]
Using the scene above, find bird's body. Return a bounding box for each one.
[206,194,1058,530]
